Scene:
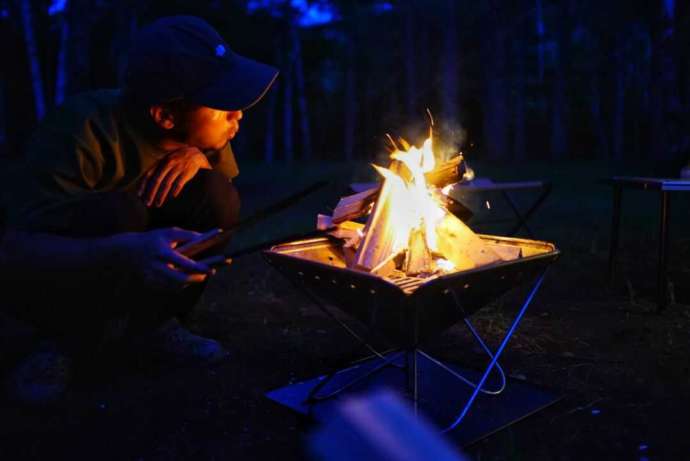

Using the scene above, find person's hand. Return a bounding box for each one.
[138,146,212,208]
[110,227,215,291]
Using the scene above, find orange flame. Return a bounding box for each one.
[372,132,454,272]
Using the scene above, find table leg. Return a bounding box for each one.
[502,191,534,238]
[608,185,622,284]
[657,191,670,312]
[507,182,552,237]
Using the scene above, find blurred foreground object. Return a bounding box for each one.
[308,390,468,461]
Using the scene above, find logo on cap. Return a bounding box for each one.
[215,44,226,57]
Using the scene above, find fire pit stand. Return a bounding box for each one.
[264,235,561,445]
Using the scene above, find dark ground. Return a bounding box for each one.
[1,160,689,460]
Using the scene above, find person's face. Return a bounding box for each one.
[182,107,243,151]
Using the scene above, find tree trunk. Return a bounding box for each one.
[550,3,569,160]
[404,0,417,117]
[283,27,294,163]
[482,2,509,160]
[19,0,46,120]
[612,35,626,161]
[343,36,357,161]
[650,0,680,162]
[54,5,70,105]
[535,0,545,83]
[264,41,281,164]
[290,25,312,161]
[0,78,6,157]
[513,40,526,161]
[66,0,92,95]
[264,66,279,163]
[112,2,139,86]
[441,0,459,123]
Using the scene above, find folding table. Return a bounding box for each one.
[606,176,690,311]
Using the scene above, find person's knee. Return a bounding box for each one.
[68,191,149,237]
[97,191,149,234]
[190,170,241,230]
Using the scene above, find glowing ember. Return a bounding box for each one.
[436,258,455,272]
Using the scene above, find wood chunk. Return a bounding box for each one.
[354,177,400,271]
[340,156,468,223]
[403,226,434,275]
[370,251,399,277]
[486,243,522,261]
[317,214,334,230]
[343,246,358,268]
[332,187,379,223]
[328,221,365,249]
[425,155,466,189]
[435,212,502,270]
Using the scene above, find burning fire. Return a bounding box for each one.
[372,134,453,273]
[318,123,518,280]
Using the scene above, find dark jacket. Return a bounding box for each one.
[2,89,239,232]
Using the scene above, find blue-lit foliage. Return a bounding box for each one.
[245,0,393,27]
[47,0,68,16]
[246,0,339,28]
[371,1,393,14]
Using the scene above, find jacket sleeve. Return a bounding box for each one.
[3,117,105,233]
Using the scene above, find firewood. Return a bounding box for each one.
[370,252,399,277]
[403,225,434,275]
[328,221,365,249]
[435,212,502,270]
[317,214,334,230]
[425,155,466,188]
[485,242,522,261]
[332,187,379,223]
[354,176,401,271]
[337,156,468,224]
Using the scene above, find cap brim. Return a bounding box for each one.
[191,54,279,111]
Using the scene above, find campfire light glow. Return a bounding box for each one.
[372,133,449,270]
[317,123,521,280]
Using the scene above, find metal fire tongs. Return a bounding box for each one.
[178,180,330,261]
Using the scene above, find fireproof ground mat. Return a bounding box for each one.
[266,352,562,447]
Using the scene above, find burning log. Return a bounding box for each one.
[435,213,502,271]
[316,128,520,278]
[403,225,434,275]
[328,220,364,249]
[486,243,522,261]
[424,155,466,189]
[332,187,379,224]
[353,176,401,271]
[333,155,468,225]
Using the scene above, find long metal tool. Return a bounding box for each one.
[180,180,328,258]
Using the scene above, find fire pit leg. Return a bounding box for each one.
[441,270,548,433]
[306,350,405,403]
[405,350,419,415]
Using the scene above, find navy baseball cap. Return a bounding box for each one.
[125,16,278,111]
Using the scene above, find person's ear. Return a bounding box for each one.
[149,105,175,130]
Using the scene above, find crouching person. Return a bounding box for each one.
[0,15,278,403]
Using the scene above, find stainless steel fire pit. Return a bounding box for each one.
[264,234,560,441]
